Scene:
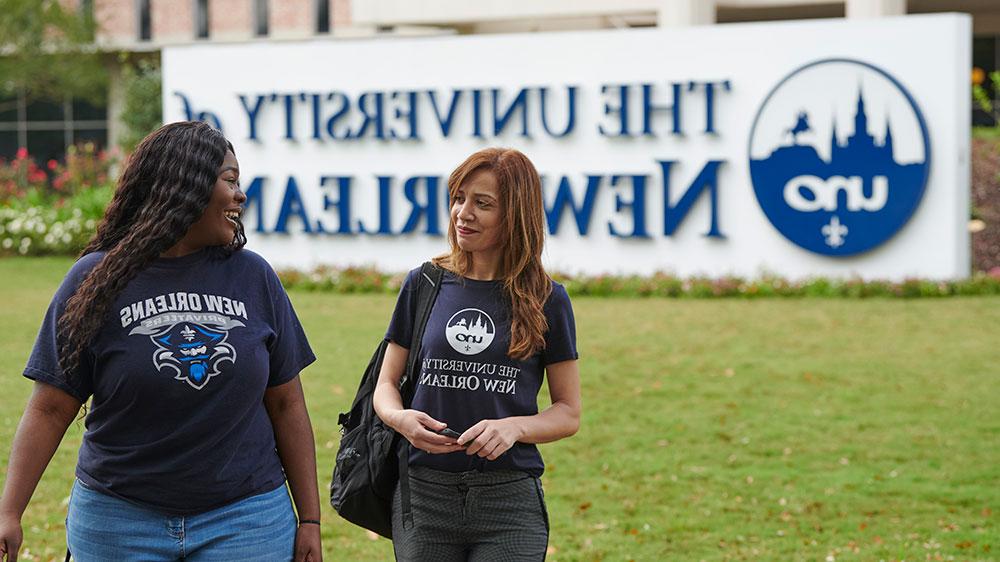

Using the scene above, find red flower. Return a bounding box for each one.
[15,147,28,160]
[47,159,58,170]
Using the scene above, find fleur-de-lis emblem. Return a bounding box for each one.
[821,216,848,248]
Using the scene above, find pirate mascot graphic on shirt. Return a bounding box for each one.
[129,313,244,390]
[151,323,235,389]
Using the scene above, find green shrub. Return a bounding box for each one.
[0,148,49,200]
[0,186,111,256]
[118,57,163,154]
[274,266,1000,298]
[0,143,114,205]
[0,144,115,255]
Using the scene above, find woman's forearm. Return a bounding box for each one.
[372,381,405,430]
[459,400,580,461]
[265,379,320,522]
[372,341,409,430]
[507,400,580,445]
[273,417,321,521]
[0,383,80,519]
[506,359,581,445]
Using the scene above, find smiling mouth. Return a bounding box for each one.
[224,209,242,227]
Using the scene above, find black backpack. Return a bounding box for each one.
[330,262,442,538]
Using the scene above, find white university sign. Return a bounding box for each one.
[162,14,970,280]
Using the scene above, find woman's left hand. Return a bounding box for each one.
[459,418,524,460]
[294,523,322,562]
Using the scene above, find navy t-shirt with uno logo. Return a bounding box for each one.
[386,268,578,476]
[23,249,315,515]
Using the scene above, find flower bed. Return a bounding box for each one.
[0,144,114,256]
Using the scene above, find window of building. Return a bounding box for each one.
[196,0,210,39]
[973,36,999,127]
[137,0,152,41]
[0,93,108,163]
[717,4,844,23]
[316,0,330,34]
[253,0,269,37]
[0,96,21,161]
[80,0,94,26]
[79,0,96,40]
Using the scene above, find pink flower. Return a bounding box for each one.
[15,147,27,160]
[47,159,58,170]
[988,266,1000,280]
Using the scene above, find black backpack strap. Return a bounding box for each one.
[398,261,444,530]
[399,261,443,400]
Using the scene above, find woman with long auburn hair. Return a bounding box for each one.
[373,147,581,561]
[0,122,322,562]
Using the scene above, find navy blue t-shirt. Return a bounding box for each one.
[24,249,315,515]
[386,268,578,476]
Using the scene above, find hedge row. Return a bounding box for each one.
[276,266,1000,298]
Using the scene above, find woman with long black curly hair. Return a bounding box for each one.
[0,121,322,561]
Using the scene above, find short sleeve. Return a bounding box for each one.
[264,267,316,387]
[23,254,103,403]
[541,282,579,366]
[385,268,421,349]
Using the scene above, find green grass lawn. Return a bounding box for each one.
[0,257,997,561]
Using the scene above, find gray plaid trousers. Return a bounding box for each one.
[391,466,549,561]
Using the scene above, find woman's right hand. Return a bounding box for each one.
[390,410,465,454]
[0,512,23,562]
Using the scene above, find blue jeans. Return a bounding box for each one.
[66,480,296,561]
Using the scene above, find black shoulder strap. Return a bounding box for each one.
[398,262,443,532]
[399,262,443,405]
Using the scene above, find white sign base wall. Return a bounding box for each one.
[163,14,970,280]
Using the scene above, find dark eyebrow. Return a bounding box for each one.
[219,166,239,175]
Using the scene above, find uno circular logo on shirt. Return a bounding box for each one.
[748,58,930,256]
[445,308,496,355]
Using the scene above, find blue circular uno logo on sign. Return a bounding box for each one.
[748,59,931,256]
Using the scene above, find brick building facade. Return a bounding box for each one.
[3,0,1000,162]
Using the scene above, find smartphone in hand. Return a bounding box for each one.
[435,427,461,439]
[433,427,465,445]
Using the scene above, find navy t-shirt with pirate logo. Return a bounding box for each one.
[23,249,315,515]
[386,268,578,476]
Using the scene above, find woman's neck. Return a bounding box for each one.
[161,238,205,258]
[465,250,500,281]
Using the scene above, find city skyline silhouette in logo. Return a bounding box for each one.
[445,308,496,355]
[749,59,930,256]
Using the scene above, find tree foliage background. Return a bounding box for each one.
[118,56,162,153]
[0,0,107,103]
